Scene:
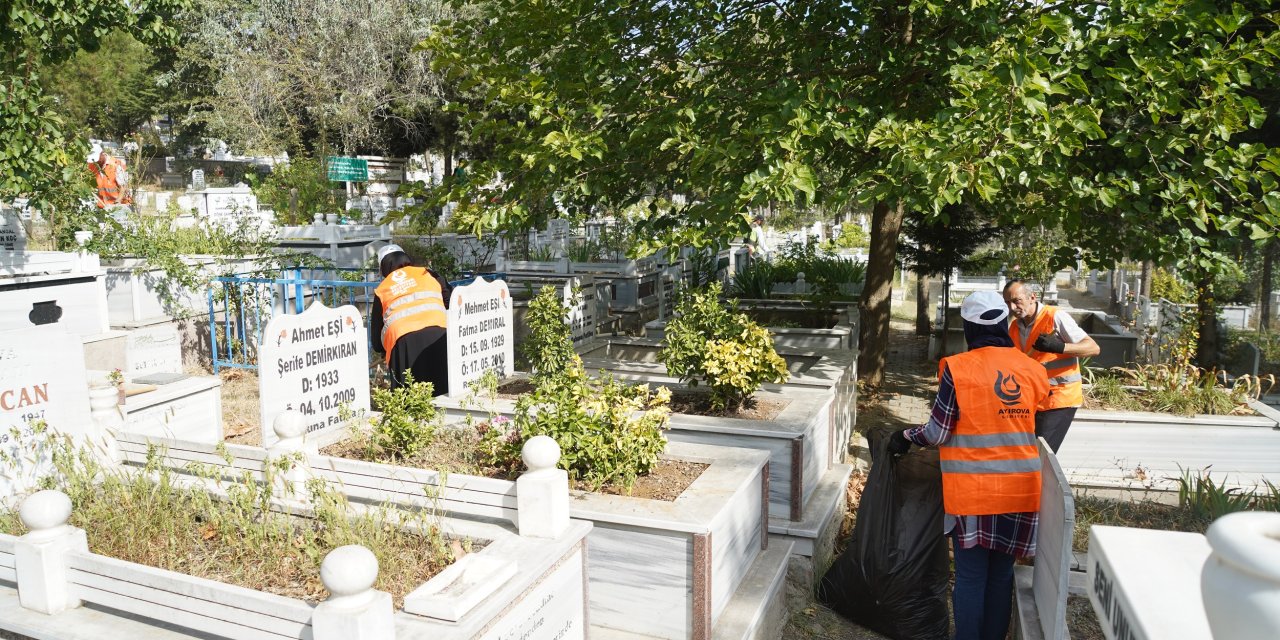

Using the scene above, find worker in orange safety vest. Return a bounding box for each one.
[889,290,1051,640]
[87,145,132,209]
[1003,279,1100,452]
[370,244,452,394]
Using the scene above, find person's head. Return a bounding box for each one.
[1002,279,1038,324]
[960,290,1012,349]
[377,244,412,277]
[752,214,764,226]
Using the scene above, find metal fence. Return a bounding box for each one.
[207,268,504,373]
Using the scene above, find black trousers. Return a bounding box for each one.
[1035,406,1078,453]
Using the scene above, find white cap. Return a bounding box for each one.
[86,144,103,164]
[376,244,405,264]
[960,290,1009,325]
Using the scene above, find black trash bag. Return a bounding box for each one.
[817,430,950,639]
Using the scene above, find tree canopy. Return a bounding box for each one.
[427,0,1280,383]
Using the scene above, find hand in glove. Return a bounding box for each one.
[888,430,912,457]
[1033,332,1067,354]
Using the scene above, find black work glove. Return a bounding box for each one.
[888,430,912,457]
[1034,332,1066,354]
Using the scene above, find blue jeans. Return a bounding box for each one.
[951,537,1016,640]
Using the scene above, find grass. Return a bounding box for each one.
[0,432,462,608]
[1072,493,1210,553]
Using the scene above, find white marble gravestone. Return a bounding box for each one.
[563,279,596,347]
[125,324,183,377]
[258,303,371,447]
[191,169,205,191]
[1088,525,1213,640]
[0,326,92,503]
[447,277,514,396]
[0,212,25,253]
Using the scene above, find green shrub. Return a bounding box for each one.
[522,285,580,379]
[1150,267,1194,304]
[483,286,670,491]
[370,374,441,459]
[1085,375,1143,411]
[828,222,868,249]
[249,156,346,226]
[728,260,775,299]
[660,283,789,410]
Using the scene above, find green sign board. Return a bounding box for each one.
[326,157,369,182]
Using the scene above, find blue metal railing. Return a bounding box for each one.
[207,269,506,373]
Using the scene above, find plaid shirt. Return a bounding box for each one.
[905,365,1039,558]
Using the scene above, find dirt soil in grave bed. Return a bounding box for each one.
[497,380,789,420]
[322,427,707,501]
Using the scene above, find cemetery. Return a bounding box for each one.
[4,2,1280,640]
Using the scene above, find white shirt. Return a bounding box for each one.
[1015,303,1088,347]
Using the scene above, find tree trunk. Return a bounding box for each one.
[915,273,931,336]
[1140,260,1152,299]
[1263,241,1276,332]
[858,200,906,387]
[1195,270,1219,368]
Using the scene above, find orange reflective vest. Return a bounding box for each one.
[937,347,1049,515]
[374,267,447,363]
[89,156,131,208]
[1009,304,1083,409]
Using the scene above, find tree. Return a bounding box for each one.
[174,0,471,157]
[425,0,1280,385]
[2,0,187,205]
[899,203,1005,352]
[44,32,166,140]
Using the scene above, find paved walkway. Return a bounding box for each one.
[781,307,938,640]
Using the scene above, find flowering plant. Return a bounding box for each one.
[107,368,125,385]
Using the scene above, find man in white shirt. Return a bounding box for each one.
[746,214,771,260]
[1003,279,1100,452]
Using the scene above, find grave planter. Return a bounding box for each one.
[0,433,592,640]
[1057,402,1280,493]
[315,426,779,640]
[433,380,848,569]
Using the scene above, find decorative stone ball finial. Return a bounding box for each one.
[20,490,73,538]
[273,410,307,441]
[321,545,380,602]
[521,435,561,472]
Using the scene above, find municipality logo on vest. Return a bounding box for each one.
[994,370,1022,407]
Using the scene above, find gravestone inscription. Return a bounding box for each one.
[447,277,514,396]
[126,324,184,377]
[0,211,25,253]
[258,303,370,447]
[0,327,92,504]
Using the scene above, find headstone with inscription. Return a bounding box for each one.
[563,279,596,347]
[447,277,515,397]
[191,169,205,191]
[125,324,184,377]
[257,303,370,447]
[1088,525,1213,640]
[0,211,25,253]
[0,326,93,504]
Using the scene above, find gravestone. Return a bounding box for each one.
[0,211,25,253]
[1088,525,1212,640]
[564,279,596,347]
[191,169,206,191]
[125,324,184,377]
[447,277,514,396]
[0,326,92,504]
[258,303,371,447]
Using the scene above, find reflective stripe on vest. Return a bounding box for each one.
[938,347,1050,515]
[375,267,447,363]
[1010,304,1083,409]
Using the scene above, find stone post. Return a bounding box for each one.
[796,271,807,295]
[266,411,313,503]
[516,435,570,539]
[87,383,122,464]
[312,545,395,640]
[14,490,88,614]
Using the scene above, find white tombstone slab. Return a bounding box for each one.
[257,303,371,447]
[564,280,596,347]
[125,324,184,377]
[479,548,585,640]
[0,327,92,502]
[191,169,205,191]
[447,278,514,396]
[1088,525,1213,640]
[0,211,25,253]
